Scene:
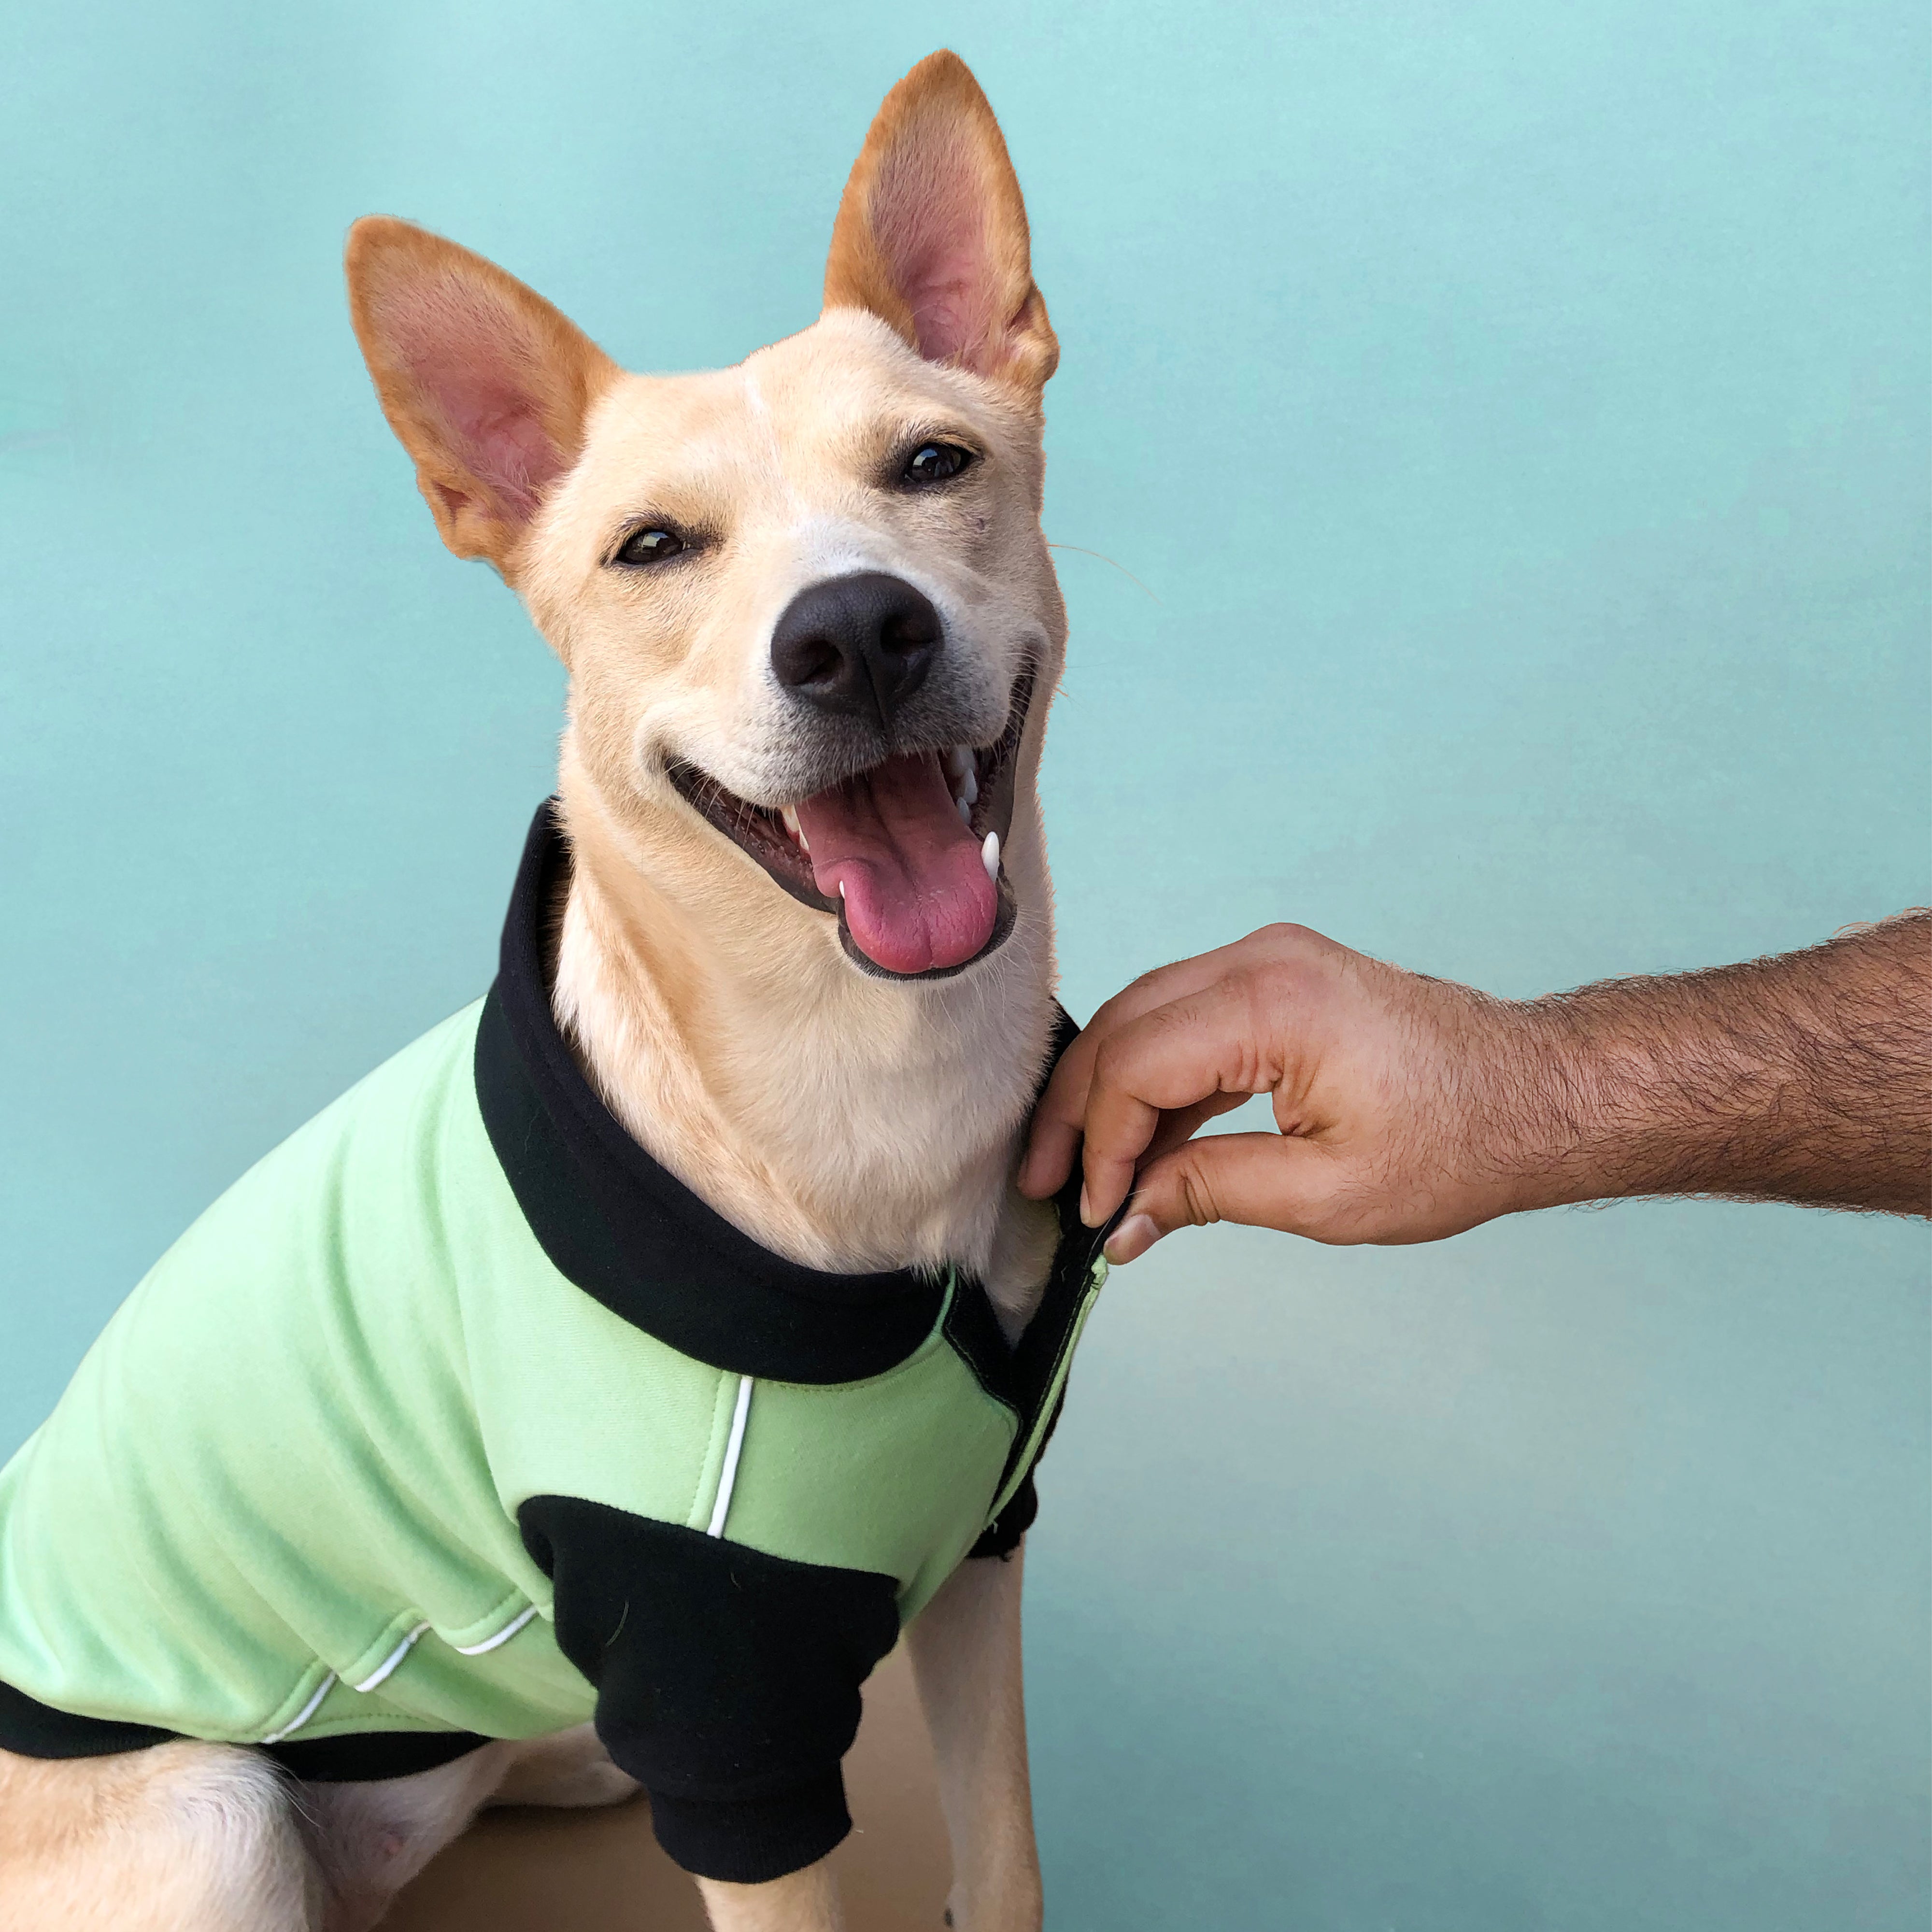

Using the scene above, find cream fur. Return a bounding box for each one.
[0,1742,319,1931]
[0,1727,635,1932]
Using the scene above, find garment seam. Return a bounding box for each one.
[939,1275,1024,1418]
[991,1271,1105,1520]
[260,1668,337,1744]
[686,1370,739,1530]
[442,1581,540,1653]
[705,1376,753,1539]
[353,1621,430,1694]
[455,1602,540,1655]
[341,1605,436,1695]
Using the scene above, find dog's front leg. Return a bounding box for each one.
[908,1546,1042,1932]
[696,1860,843,1932]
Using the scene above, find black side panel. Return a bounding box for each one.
[0,1675,486,1783]
[520,1494,900,1884]
[950,1004,1121,1551]
[266,1731,489,1782]
[941,1269,1020,1408]
[0,1676,176,1758]
[985,1168,1119,1506]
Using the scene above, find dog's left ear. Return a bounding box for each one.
[824,51,1057,400]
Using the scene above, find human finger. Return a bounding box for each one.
[1102,1130,1342,1262]
[1077,975,1279,1225]
[1018,948,1249,1198]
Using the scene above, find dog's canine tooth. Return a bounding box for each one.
[981,831,1000,883]
[944,748,979,817]
[779,804,809,853]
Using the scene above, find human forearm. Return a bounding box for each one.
[1497,913,1932,1218]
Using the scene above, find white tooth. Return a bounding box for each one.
[962,767,979,808]
[957,797,972,826]
[981,831,1000,883]
[779,804,809,853]
[944,745,970,783]
[838,880,846,900]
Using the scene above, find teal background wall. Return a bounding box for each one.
[2,3,1926,1926]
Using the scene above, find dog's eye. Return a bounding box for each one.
[903,442,974,486]
[615,526,685,566]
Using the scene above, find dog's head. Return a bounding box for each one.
[346,52,1062,984]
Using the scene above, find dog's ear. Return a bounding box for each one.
[345,217,619,574]
[824,51,1057,399]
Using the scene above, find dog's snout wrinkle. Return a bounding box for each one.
[770,572,942,732]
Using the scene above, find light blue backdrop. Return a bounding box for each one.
[2,4,1926,1926]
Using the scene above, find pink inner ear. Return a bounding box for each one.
[871,126,999,369]
[391,278,567,519]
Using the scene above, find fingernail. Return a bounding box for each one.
[1104,1214,1159,1264]
[1080,1183,1096,1228]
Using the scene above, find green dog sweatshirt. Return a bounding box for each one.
[0,802,1107,1884]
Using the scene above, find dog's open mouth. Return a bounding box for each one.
[668,670,1033,981]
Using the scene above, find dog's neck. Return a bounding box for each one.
[546,750,1064,1321]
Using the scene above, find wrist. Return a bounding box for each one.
[1492,975,1751,1210]
[1453,992,1624,1218]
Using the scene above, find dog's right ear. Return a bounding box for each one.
[345,217,619,574]
[824,51,1057,401]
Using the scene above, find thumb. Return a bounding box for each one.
[1104,1131,1344,1263]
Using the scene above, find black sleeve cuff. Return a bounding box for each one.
[648,1769,851,1883]
[520,1496,898,1883]
[967,1467,1037,1559]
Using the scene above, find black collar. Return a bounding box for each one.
[474,800,1104,1386]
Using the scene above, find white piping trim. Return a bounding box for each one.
[455,1603,539,1656]
[705,1375,753,1538]
[354,1621,430,1694]
[262,1671,336,1743]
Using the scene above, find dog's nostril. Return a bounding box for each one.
[880,609,940,656]
[783,635,844,686]
[770,572,943,729]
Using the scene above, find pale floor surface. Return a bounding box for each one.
[386,1644,951,1931]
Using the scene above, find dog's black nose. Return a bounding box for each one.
[770,572,942,730]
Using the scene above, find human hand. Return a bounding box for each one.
[1021,912,1932,1259]
[1018,924,1540,1260]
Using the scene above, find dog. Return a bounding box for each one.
[0,50,1095,1932]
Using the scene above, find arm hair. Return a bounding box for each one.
[1501,910,1931,1217]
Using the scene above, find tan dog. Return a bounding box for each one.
[0,51,1068,1932]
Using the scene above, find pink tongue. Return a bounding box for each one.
[794,753,997,975]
